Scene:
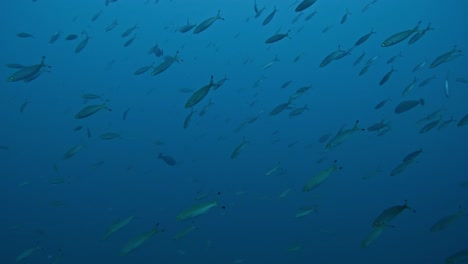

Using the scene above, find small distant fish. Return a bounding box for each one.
[158,153,177,166]
[65,34,78,40]
[16,32,34,38]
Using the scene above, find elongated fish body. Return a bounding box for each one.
[302,161,340,192]
[183,109,195,129]
[120,225,159,256]
[372,201,415,227]
[158,153,177,166]
[265,30,290,43]
[103,215,134,240]
[262,6,277,26]
[412,61,426,72]
[185,76,214,108]
[121,25,137,38]
[63,144,84,159]
[320,46,343,67]
[340,9,351,24]
[231,137,248,159]
[419,120,440,134]
[193,10,223,34]
[402,149,422,162]
[289,105,308,117]
[74,103,111,119]
[49,31,61,44]
[174,225,196,240]
[179,20,196,33]
[355,29,375,46]
[295,0,317,12]
[379,67,396,86]
[446,249,468,264]
[16,246,41,262]
[401,77,418,96]
[100,132,120,140]
[123,34,136,47]
[353,51,366,66]
[390,159,415,176]
[7,56,48,82]
[430,210,465,232]
[394,99,424,114]
[408,23,433,45]
[134,63,154,75]
[75,33,90,53]
[367,120,389,132]
[359,63,372,76]
[199,99,213,116]
[176,200,219,220]
[418,75,436,87]
[430,46,462,68]
[457,114,468,127]
[374,98,390,109]
[381,21,421,47]
[361,226,385,248]
[151,53,179,76]
[325,120,362,150]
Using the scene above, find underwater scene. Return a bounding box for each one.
[1,0,468,263]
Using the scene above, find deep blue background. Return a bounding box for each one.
[1,0,467,263]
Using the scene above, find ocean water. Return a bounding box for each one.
[1,0,467,263]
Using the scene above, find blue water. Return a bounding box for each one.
[1,0,467,263]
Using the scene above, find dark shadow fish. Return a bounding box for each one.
[158,153,177,166]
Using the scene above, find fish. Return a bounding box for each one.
[361,226,386,248]
[372,200,415,227]
[74,32,90,53]
[65,34,78,40]
[265,162,282,176]
[231,137,248,159]
[270,98,293,116]
[361,0,378,13]
[438,117,455,130]
[401,77,418,96]
[390,159,415,176]
[281,80,293,88]
[15,246,41,262]
[174,226,197,240]
[7,56,50,82]
[408,22,434,45]
[305,10,317,21]
[430,207,466,232]
[295,206,317,218]
[379,67,396,86]
[91,9,103,22]
[5,63,25,69]
[402,149,422,162]
[214,75,228,90]
[81,93,103,100]
[419,120,441,134]
[386,52,403,64]
[416,108,444,125]
[158,153,177,166]
[289,105,309,117]
[48,31,61,44]
[367,120,390,132]
[176,200,219,220]
[445,77,449,98]
[183,109,196,129]
[63,144,84,159]
[185,76,215,108]
[394,99,424,114]
[302,160,341,192]
[354,29,375,46]
[359,63,372,76]
[148,43,163,57]
[325,120,363,150]
[105,19,118,32]
[457,114,468,127]
[320,46,344,67]
[340,9,351,24]
[353,51,366,66]
[103,215,135,240]
[418,75,437,87]
[412,61,426,72]
[446,249,468,264]
[151,52,180,76]
[134,63,154,75]
[193,10,224,34]
[74,103,111,119]
[199,99,213,116]
[120,224,160,256]
[262,6,277,26]
[100,132,121,140]
[178,19,197,33]
[429,45,463,68]
[295,0,317,12]
[381,21,421,47]
[260,55,279,70]
[265,30,290,44]
[16,32,34,38]
[121,25,138,38]
[123,34,136,47]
